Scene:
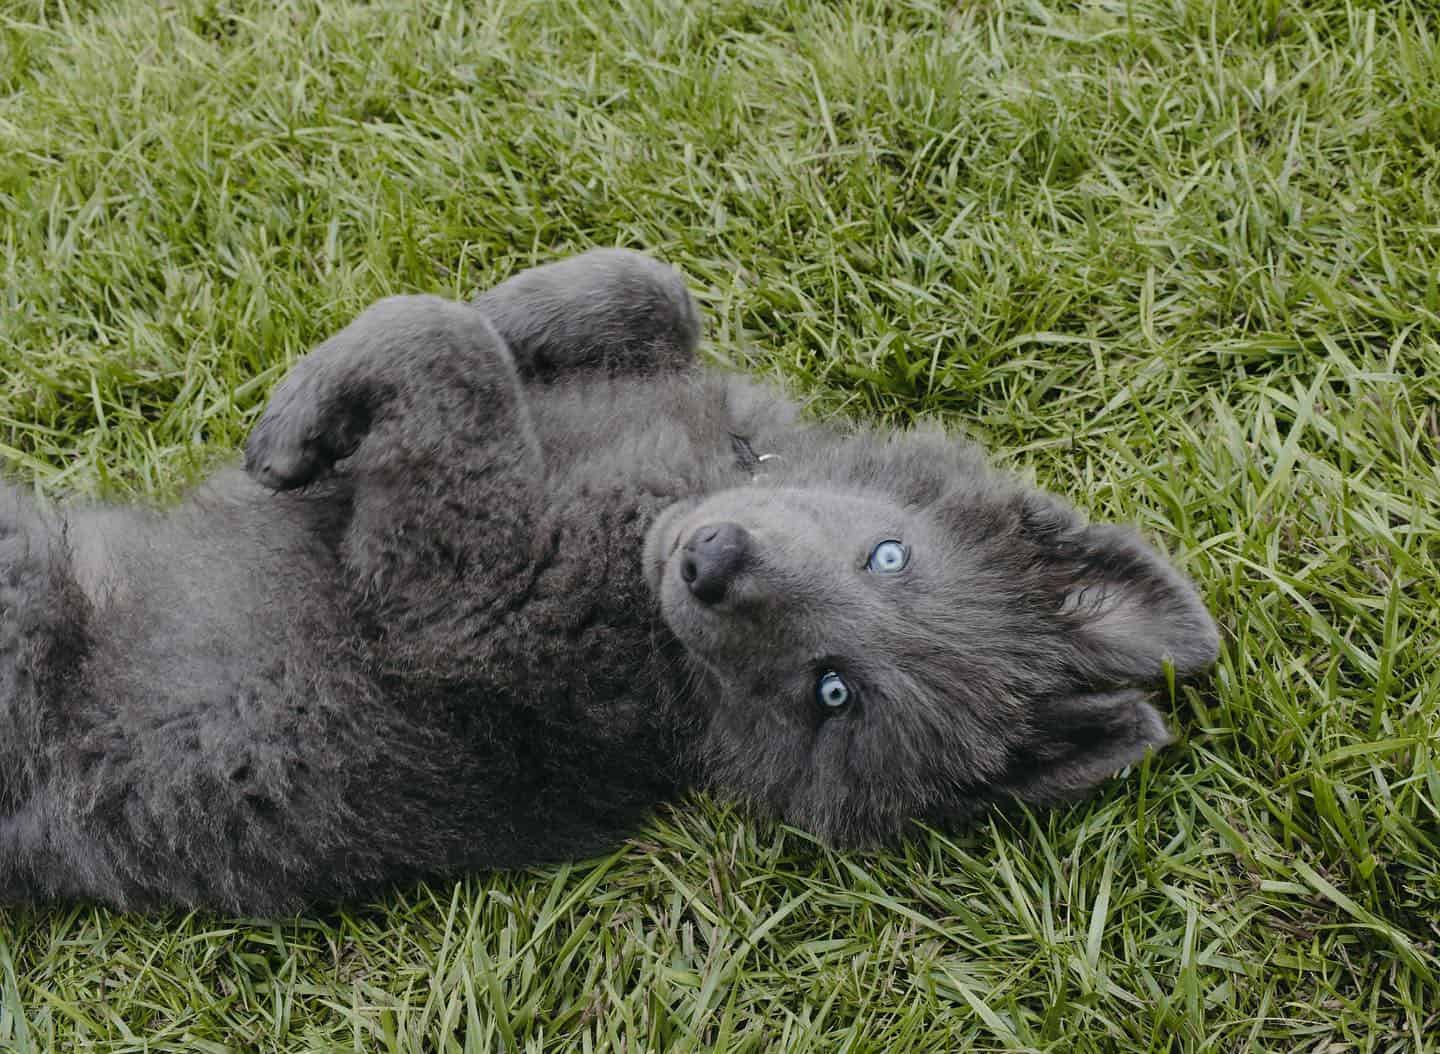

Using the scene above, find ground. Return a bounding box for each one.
[1,0,1437,1050]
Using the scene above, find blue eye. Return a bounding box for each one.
[866,539,908,574]
[816,671,851,710]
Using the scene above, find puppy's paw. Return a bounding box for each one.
[244,366,370,491]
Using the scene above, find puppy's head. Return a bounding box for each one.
[644,428,1219,846]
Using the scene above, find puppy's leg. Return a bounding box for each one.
[0,488,82,821]
[244,297,546,668]
[0,488,103,905]
[244,248,700,491]
[473,249,700,380]
[245,295,539,492]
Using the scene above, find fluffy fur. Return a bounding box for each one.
[0,250,1219,913]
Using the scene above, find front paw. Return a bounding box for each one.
[244,367,370,491]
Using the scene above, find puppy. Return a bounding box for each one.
[0,250,1218,912]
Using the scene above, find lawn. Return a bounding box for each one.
[1,0,1437,1049]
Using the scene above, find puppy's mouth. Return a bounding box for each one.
[642,499,700,595]
[644,502,762,663]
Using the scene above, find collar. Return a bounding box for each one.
[729,433,778,480]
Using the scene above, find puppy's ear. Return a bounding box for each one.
[1019,495,1220,686]
[1000,689,1172,806]
[981,498,1214,809]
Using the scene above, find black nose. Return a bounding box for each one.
[680,522,751,604]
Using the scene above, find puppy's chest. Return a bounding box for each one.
[464,491,674,706]
[527,371,798,497]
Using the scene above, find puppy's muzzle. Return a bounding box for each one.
[679,522,751,605]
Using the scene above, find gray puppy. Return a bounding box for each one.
[0,250,1219,913]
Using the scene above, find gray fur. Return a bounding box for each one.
[0,249,1219,912]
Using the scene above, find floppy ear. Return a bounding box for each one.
[1000,689,1172,805]
[1019,495,1221,686]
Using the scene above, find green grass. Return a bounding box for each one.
[2,0,1438,1048]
